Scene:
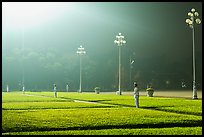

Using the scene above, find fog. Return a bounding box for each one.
[2,2,202,91]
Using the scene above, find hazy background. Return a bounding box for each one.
[2,2,202,91]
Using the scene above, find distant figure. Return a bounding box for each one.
[54,84,57,97]
[66,84,69,92]
[6,85,9,92]
[22,85,25,92]
[133,82,139,108]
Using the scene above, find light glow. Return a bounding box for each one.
[2,2,68,28]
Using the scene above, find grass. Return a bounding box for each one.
[4,127,202,135]
[2,91,202,135]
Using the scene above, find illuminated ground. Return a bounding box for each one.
[112,90,202,99]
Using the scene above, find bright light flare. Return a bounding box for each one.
[2,2,68,28]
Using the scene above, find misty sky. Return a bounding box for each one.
[2,2,202,91]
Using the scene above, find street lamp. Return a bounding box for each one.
[76,45,86,93]
[185,8,201,99]
[22,25,25,94]
[129,57,134,90]
[114,33,126,95]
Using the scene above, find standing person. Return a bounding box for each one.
[22,84,25,94]
[6,84,9,92]
[133,82,139,108]
[54,84,57,97]
[66,84,69,92]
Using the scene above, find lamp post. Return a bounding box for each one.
[21,20,25,93]
[76,45,86,93]
[66,83,69,92]
[114,33,126,95]
[129,57,134,90]
[185,8,201,99]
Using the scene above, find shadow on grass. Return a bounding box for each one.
[2,105,118,111]
[140,106,158,109]
[141,106,202,116]
[22,93,202,116]
[64,98,202,116]
[2,120,202,133]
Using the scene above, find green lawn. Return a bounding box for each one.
[2,91,202,135]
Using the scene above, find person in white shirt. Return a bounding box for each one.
[133,82,139,108]
[6,84,9,92]
[54,84,57,97]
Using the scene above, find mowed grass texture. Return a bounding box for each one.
[2,91,202,135]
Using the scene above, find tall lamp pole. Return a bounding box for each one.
[22,22,25,93]
[114,33,126,95]
[76,45,86,93]
[129,57,134,90]
[185,8,201,99]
